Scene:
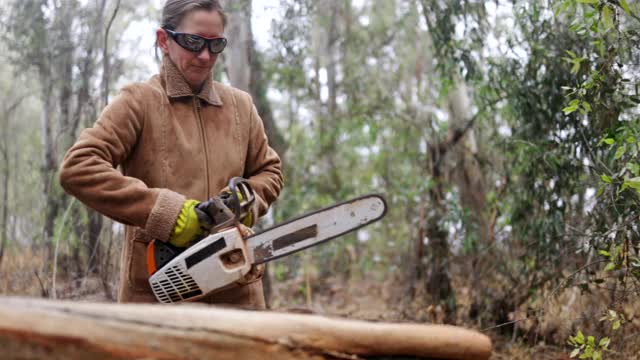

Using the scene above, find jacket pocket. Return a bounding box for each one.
[127,228,154,291]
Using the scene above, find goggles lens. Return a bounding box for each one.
[165,29,227,54]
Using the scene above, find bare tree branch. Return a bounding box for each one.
[102,0,121,107]
[433,95,505,169]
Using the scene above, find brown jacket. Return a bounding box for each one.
[59,57,283,307]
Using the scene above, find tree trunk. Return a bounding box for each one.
[313,0,342,196]
[40,80,58,264]
[9,149,18,253]
[222,0,288,306]
[222,0,286,156]
[248,36,286,156]
[447,82,490,248]
[446,82,493,321]
[410,113,459,322]
[82,0,120,279]
[100,219,115,301]
[425,180,456,322]
[0,297,492,360]
[223,0,252,92]
[102,0,121,109]
[57,3,73,145]
[0,98,24,269]
[0,146,8,269]
[55,1,79,277]
[407,202,427,299]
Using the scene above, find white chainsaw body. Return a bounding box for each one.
[148,194,387,304]
[148,227,250,303]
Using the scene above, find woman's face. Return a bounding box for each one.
[157,10,224,91]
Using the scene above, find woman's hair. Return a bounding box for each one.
[161,0,227,30]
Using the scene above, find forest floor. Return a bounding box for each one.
[1,248,638,359]
[268,275,575,360]
[267,270,639,359]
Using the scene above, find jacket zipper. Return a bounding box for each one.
[194,96,211,198]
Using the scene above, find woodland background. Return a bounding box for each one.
[1,0,639,359]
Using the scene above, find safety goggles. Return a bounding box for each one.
[164,28,227,54]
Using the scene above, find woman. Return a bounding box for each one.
[59,0,283,309]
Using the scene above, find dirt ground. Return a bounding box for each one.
[268,273,638,360]
[1,248,638,359]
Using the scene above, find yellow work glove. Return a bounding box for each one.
[169,200,203,247]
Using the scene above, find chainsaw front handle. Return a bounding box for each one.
[228,177,256,224]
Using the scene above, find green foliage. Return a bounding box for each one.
[266,0,437,281]
[554,0,640,356]
[567,309,626,359]
[465,1,595,323]
[600,309,626,331]
[266,2,639,344]
[568,330,610,360]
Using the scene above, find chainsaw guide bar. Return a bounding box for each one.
[247,194,387,264]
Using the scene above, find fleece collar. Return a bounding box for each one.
[160,56,223,106]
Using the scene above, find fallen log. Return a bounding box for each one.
[0,297,492,359]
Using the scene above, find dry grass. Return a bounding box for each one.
[1,247,639,359]
[0,247,49,297]
[268,269,640,359]
[0,245,118,301]
[507,279,640,359]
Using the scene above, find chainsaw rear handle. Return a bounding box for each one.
[147,239,183,276]
[148,227,252,303]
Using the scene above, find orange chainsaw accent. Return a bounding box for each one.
[146,240,157,276]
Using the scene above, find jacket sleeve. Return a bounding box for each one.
[243,101,284,216]
[59,85,185,242]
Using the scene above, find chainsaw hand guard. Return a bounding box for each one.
[222,177,257,227]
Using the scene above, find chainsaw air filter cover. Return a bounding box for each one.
[149,227,251,303]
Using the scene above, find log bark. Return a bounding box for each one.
[0,297,492,360]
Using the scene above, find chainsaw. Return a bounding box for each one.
[146,177,387,304]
